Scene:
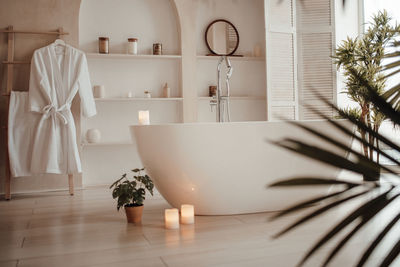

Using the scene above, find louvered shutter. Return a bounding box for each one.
[297,0,336,120]
[265,0,298,120]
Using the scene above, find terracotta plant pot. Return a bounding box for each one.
[125,205,144,223]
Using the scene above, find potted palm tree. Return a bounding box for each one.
[110,168,154,223]
[333,10,398,168]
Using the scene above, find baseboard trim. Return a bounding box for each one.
[0,187,83,197]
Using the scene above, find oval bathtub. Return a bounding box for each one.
[130,120,353,215]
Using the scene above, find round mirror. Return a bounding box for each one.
[205,19,239,56]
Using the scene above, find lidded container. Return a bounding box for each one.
[98,37,109,54]
[127,38,138,55]
[153,43,162,55]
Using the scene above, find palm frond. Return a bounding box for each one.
[268,185,355,220]
[304,104,400,165]
[314,90,400,156]
[274,138,381,180]
[270,177,361,187]
[356,212,400,266]
[284,120,397,174]
[322,192,400,266]
[273,188,373,239]
[379,238,400,267]
[297,188,394,266]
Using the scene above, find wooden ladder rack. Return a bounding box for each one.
[1,26,74,200]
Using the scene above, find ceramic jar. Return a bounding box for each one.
[98,37,109,54]
[153,43,162,55]
[163,83,170,98]
[93,85,105,98]
[127,38,138,55]
[209,85,217,97]
[86,129,101,143]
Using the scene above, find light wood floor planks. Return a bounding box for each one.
[0,186,399,267]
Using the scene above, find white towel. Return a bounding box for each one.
[8,91,39,177]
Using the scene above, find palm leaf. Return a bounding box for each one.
[356,212,400,266]
[274,139,380,180]
[273,188,372,239]
[315,89,400,154]
[269,186,354,220]
[297,188,394,266]
[284,120,397,174]
[322,193,400,266]
[378,237,400,267]
[303,105,400,165]
[269,177,361,187]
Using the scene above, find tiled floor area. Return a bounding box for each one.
[1,186,399,267]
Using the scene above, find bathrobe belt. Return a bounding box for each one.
[41,103,70,125]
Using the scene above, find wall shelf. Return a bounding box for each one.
[86,53,182,60]
[94,97,183,102]
[196,55,265,62]
[82,142,133,147]
[198,96,265,101]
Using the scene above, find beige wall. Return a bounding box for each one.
[0,0,82,194]
[0,0,240,194]
[0,0,194,194]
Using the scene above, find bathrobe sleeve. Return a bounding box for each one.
[78,54,97,117]
[28,50,49,112]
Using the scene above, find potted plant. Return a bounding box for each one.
[110,168,154,223]
[332,10,399,168]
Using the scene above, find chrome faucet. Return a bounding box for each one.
[211,56,233,122]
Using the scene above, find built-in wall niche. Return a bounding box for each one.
[195,0,267,122]
[80,0,179,55]
[79,0,181,186]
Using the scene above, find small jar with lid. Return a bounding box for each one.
[98,37,109,54]
[153,43,162,55]
[127,38,138,55]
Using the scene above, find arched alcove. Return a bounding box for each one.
[78,0,184,186]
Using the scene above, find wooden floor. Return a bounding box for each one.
[0,186,399,267]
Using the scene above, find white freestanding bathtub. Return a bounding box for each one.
[130,120,353,215]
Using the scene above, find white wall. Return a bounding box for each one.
[196,0,266,122]
[196,0,266,57]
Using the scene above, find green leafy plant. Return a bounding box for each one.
[110,168,154,210]
[333,10,400,164]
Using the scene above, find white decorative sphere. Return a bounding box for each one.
[86,129,101,143]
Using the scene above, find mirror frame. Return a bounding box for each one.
[205,19,240,56]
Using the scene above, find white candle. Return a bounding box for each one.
[180,204,194,224]
[138,110,150,125]
[165,208,179,229]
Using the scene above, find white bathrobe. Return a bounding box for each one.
[28,43,96,174]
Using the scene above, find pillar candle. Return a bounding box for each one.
[138,110,150,125]
[180,204,194,224]
[165,208,179,229]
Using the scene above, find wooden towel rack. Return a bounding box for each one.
[1,26,74,200]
